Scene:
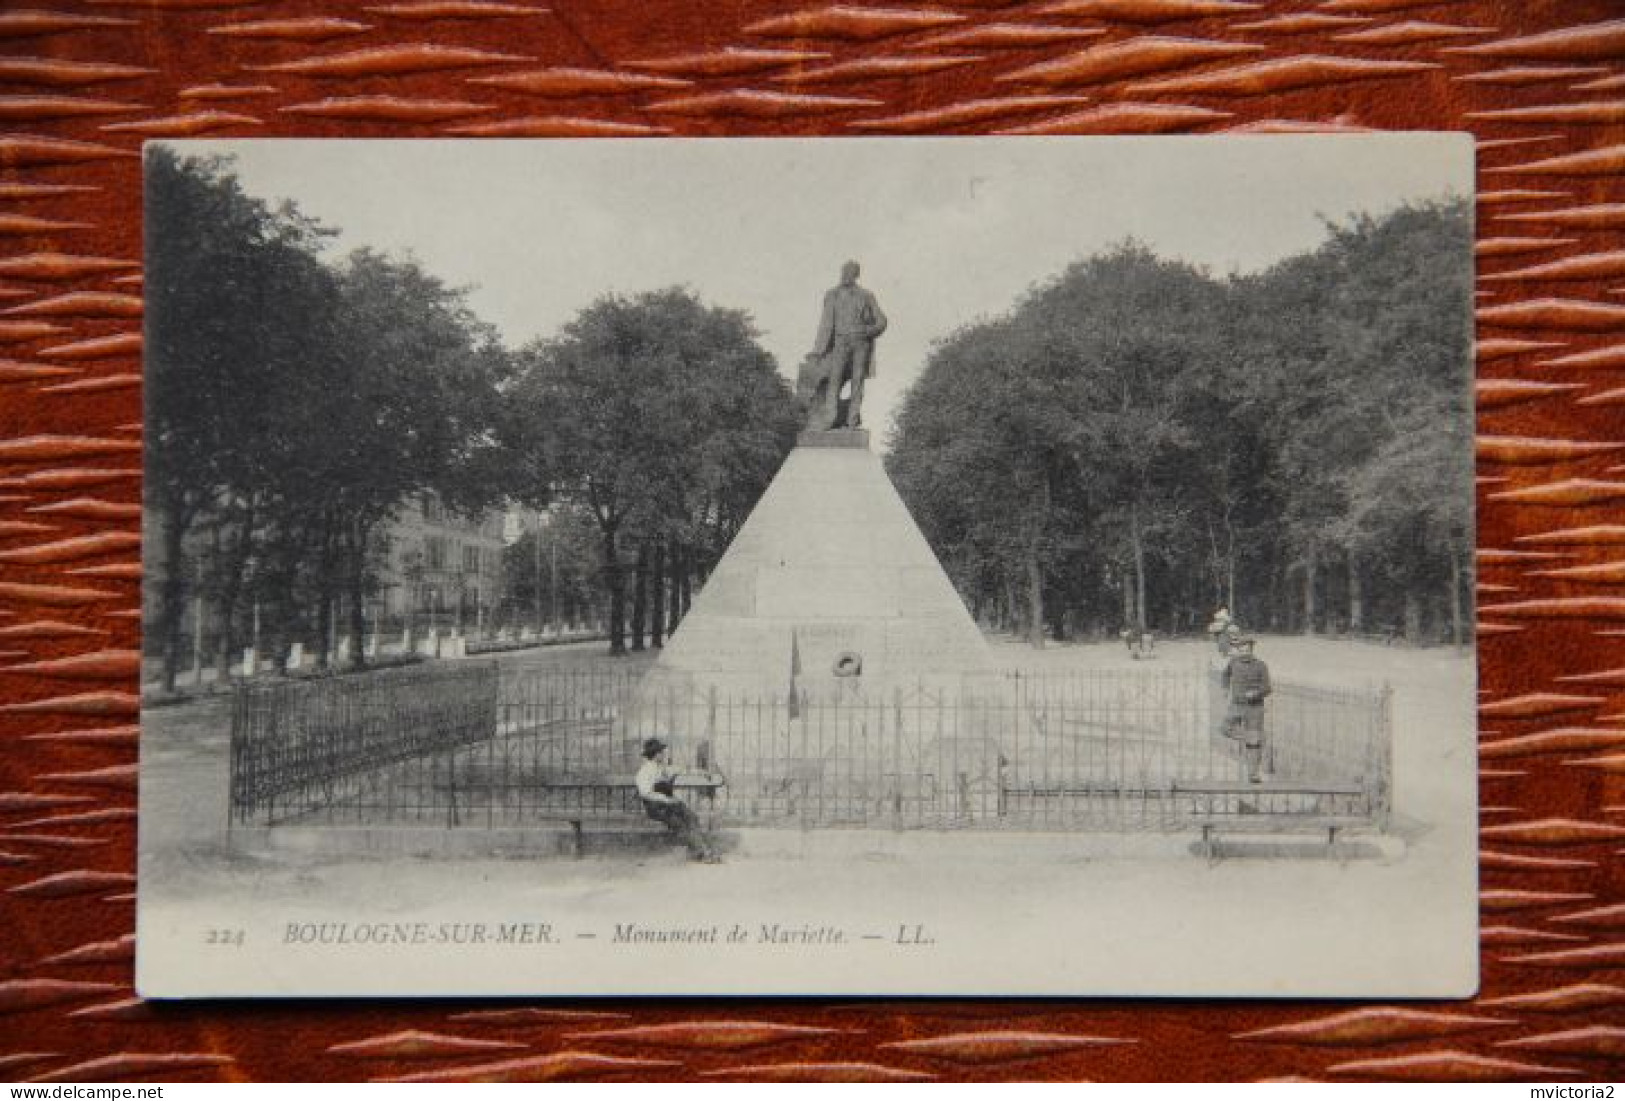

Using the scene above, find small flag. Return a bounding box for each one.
[788,628,801,720]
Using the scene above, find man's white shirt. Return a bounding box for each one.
[636,757,675,803]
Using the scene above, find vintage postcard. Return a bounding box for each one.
[137,135,1476,997]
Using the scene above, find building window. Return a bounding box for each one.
[426,536,447,571]
[463,544,480,573]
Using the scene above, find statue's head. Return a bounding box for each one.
[840,260,860,285]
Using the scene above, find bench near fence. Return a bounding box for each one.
[436,761,726,856]
[522,772,724,857]
[1172,778,1380,856]
[994,775,1378,851]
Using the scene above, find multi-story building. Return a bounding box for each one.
[375,493,506,634]
[141,492,511,687]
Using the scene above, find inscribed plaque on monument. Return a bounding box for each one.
[138,135,1477,998]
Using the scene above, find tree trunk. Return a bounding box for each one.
[630,540,648,652]
[311,518,343,671]
[315,595,333,672]
[1302,547,1318,636]
[650,536,666,649]
[1129,506,1147,633]
[348,520,370,672]
[214,499,257,675]
[1403,591,1423,644]
[1025,542,1044,649]
[666,539,683,633]
[602,524,627,656]
[1449,550,1464,651]
[158,505,190,694]
[267,624,286,676]
[1348,552,1365,635]
[679,548,693,617]
[1225,512,1237,611]
[532,528,544,634]
[1120,567,1134,633]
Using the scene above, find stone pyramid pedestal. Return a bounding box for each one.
[647,429,995,701]
[626,431,1008,817]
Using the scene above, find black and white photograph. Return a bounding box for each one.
[137,135,1476,998]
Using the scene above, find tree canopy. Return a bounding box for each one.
[888,200,1473,646]
[506,288,800,654]
[145,150,509,685]
[148,148,1470,688]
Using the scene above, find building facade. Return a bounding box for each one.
[374,493,506,634]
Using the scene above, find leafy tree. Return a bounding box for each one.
[507,288,798,655]
[1024,244,1228,635]
[147,151,515,681]
[890,316,1082,646]
[503,506,605,633]
[288,248,512,669]
[890,201,1472,646]
[893,245,1228,643]
[1245,200,1472,639]
[144,147,337,690]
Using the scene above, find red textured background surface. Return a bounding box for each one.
[3,0,1625,1083]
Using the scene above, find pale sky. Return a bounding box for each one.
[174,135,1472,444]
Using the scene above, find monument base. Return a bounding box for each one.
[648,441,994,701]
[627,439,1013,813]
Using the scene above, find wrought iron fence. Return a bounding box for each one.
[229,662,1392,835]
[229,662,499,826]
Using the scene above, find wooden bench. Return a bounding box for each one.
[435,764,725,855]
[519,778,653,857]
[522,771,725,857]
[1171,778,1375,857]
[1190,813,1373,857]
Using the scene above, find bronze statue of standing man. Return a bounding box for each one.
[804,260,887,431]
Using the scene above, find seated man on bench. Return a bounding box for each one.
[636,736,721,863]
